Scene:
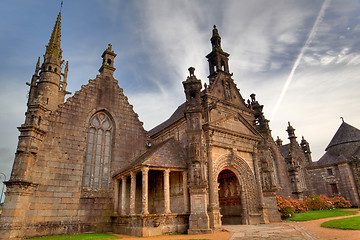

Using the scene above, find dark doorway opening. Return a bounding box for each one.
[218,169,242,225]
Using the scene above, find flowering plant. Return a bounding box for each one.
[304,195,334,210]
[331,196,351,208]
[276,196,295,218]
[276,194,351,218]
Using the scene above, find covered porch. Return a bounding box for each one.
[111,139,190,236]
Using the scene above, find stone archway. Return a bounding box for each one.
[213,154,261,225]
[218,169,243,224]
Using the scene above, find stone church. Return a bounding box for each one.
[1,10,359,240]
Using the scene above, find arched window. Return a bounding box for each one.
[83,112,112,188]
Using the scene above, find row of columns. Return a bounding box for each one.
[114,168,189,216]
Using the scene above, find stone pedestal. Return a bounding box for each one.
[208,206,221,229]
[262,190,281,223]
[0,180,38,239]
[188,185,212,234]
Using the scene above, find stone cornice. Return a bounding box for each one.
[203,124,262,142]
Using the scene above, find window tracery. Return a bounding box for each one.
[83,112,112,188]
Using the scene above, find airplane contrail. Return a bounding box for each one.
[269,0,331,121]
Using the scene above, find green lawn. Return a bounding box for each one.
[27,233,120,240]
[321,216,360,230]
[287,209,358,221]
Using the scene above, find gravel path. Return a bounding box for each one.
[291,209,360,240]
[112,210,360,240]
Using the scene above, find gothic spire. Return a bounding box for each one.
[44,11,62,66]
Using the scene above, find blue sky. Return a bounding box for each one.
[0,0,360,184]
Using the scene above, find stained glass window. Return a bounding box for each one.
[83,113,112,188]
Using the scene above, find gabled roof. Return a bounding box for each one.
[148,103,185,137]
[325,122,360,151]
[115,138,187,175]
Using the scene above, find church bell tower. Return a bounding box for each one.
[10,9,70,182]
[206,25,231,84]
[0,8,71,239]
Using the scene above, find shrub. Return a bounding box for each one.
[287,197,308,213]
[276,194,351,219]
[331,196,351,208]
[304,195,334,210]
[276,196,294,218]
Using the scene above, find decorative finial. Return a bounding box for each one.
[35,57,41,75]
[212,25,219,35]
[275,136,283,146]
[340,117,344,123]
[286,122,296,140]
[60,1,63,13]
[188,67,195,76]
[250,93,256,103]
[211,25,221,50]
[63,61,69,82]
[108,43,112,51]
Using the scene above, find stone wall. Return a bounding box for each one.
[307,163,360,206]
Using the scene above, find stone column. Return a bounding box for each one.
[208,145,216,207]
[183,170,189,213]
[164,169,171,214]
[113,178,120,215]
[130,171,136,215]
[142,167,149,215]
[121,175,126,215]
[240,186,250,224]
[207,144,221,228]
[252,148,265,224]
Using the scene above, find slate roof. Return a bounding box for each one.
[148,103,186,137]
[278,144,290,158]
[325,122,360,151]
[354,146,360,157]
[312,153,349,167]
[309,122,360,168]
[115,138,188,175]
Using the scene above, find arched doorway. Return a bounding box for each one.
[218,169,242,225]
